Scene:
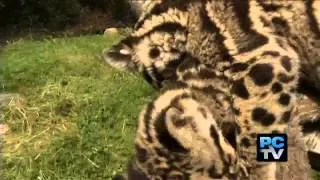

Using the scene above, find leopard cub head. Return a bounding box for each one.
[103,26,188,89]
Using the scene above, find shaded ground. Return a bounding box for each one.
[0,10,134,48]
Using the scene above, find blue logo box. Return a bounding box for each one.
[256,134,288,162]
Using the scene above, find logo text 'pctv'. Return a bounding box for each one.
[257,134,287,162]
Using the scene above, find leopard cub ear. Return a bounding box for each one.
[102,36,138,72]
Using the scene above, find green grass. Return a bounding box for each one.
[0,34,157,179]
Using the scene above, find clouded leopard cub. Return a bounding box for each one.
[104,0,320,179]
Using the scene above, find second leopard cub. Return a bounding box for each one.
[113,55,248,180]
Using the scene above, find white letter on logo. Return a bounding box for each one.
[260,149,272,159]
[270,146,284,159]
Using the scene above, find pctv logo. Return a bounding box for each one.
[257,134,287,162]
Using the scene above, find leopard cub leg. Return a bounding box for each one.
[125,88,249,179]
[229,47,300,179]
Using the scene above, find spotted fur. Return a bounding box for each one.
[103,0,320,179]
[113,85,249,180]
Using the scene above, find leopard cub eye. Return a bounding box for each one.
[149,47,161,58]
